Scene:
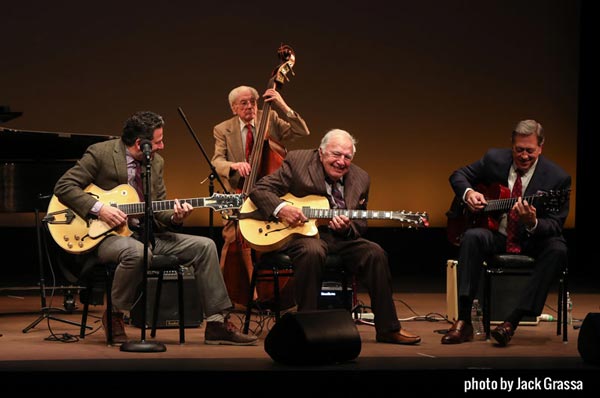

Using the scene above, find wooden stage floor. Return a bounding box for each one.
[1,289,599,393]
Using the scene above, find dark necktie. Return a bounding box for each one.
[245,124,254,161]
[329,179,346,209]
[133,161,144,200]
[506,171,523,253]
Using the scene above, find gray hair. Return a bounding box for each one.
[319,129,357,154]
[512,119,545,146]
[228,86,259,109]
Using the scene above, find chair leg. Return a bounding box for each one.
[151,271,164,338]
[273,267,281,322]
[243,267,258,334]
[177,267,185,344]
[561,268,568,342]
[105,268,114,345]
[80,280,92,338]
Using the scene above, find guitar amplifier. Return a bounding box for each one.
[130,268,203,329]
[446,259,538,325]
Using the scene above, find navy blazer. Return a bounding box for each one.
[449,148,571,241]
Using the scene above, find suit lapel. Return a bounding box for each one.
[342,167,360,208]
[525,156,547,196]
[306,151,329,196]
[225,116,244,162]
[113,140,128,184]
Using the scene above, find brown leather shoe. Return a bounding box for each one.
[102,310,128,345]
[205,321,259,346]
[376,328,421,345]
[491,321,514,347]
[441,320,474,344]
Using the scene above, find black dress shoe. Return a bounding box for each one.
[441,320,474,344]
[491,321,514,346]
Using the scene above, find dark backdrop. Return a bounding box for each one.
[2,1,595,287]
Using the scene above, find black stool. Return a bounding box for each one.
[243,252,294,334]
[483,254,568,342]
[79,256,116,344]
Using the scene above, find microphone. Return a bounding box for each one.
[140,139,152,161]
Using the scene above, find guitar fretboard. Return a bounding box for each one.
[302,207,426,225]
[483,194,540,213]
[118,198,207,216]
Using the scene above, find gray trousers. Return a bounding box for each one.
[97,232,232,316]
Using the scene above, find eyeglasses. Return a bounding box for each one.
[237,99,257,107]
[324,150,353,161]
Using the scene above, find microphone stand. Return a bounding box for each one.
[121,154,166,353]
[23,199,88,333]
[177,107,230,241]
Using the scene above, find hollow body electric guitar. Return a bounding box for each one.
[239,193,429,252]
[46,183,243,254]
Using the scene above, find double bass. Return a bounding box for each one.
[220,45,298,306]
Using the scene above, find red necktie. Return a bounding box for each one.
[245,124,254,161]
[506,171,523,253]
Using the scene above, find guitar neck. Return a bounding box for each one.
[302,208,417,222]
[118,198,208,216]
[483,194,539,213]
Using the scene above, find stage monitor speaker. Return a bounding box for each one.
[130,268,203,329]
[264,309,361,365]
[578,312,600,365]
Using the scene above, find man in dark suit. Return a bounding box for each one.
[442,119,571,346]
[249,129,421,345]
[55,111,258,346]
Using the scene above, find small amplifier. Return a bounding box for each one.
[318,281,353,310]
[130,267,203,328]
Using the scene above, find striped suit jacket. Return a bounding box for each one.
[249,149,371,238]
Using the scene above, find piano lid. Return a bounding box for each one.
[0,105,23,123]
[0,127,118,212]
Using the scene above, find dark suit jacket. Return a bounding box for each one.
[212,109,310,192]
[54,138,174,228]
[249,149,370,238]
[449,148,571,242]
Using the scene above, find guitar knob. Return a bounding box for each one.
[67,242,73,249]
[266,224,271,230]
[258,228,263,233]
[63,235,69,241]
[74,234,80,240]
[78,242,84,248]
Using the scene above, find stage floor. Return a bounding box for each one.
[1,290,598,393]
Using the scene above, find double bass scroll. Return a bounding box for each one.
[241,44,296,195]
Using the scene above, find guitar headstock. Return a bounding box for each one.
[270,44,296,88]
[392,211,430,228]
[205,193,244,211]
[537,189,571,213]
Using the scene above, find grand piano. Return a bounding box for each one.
[1,106,117,212]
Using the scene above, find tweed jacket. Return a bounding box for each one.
[54,138,174,228]
[211,109,309,192]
